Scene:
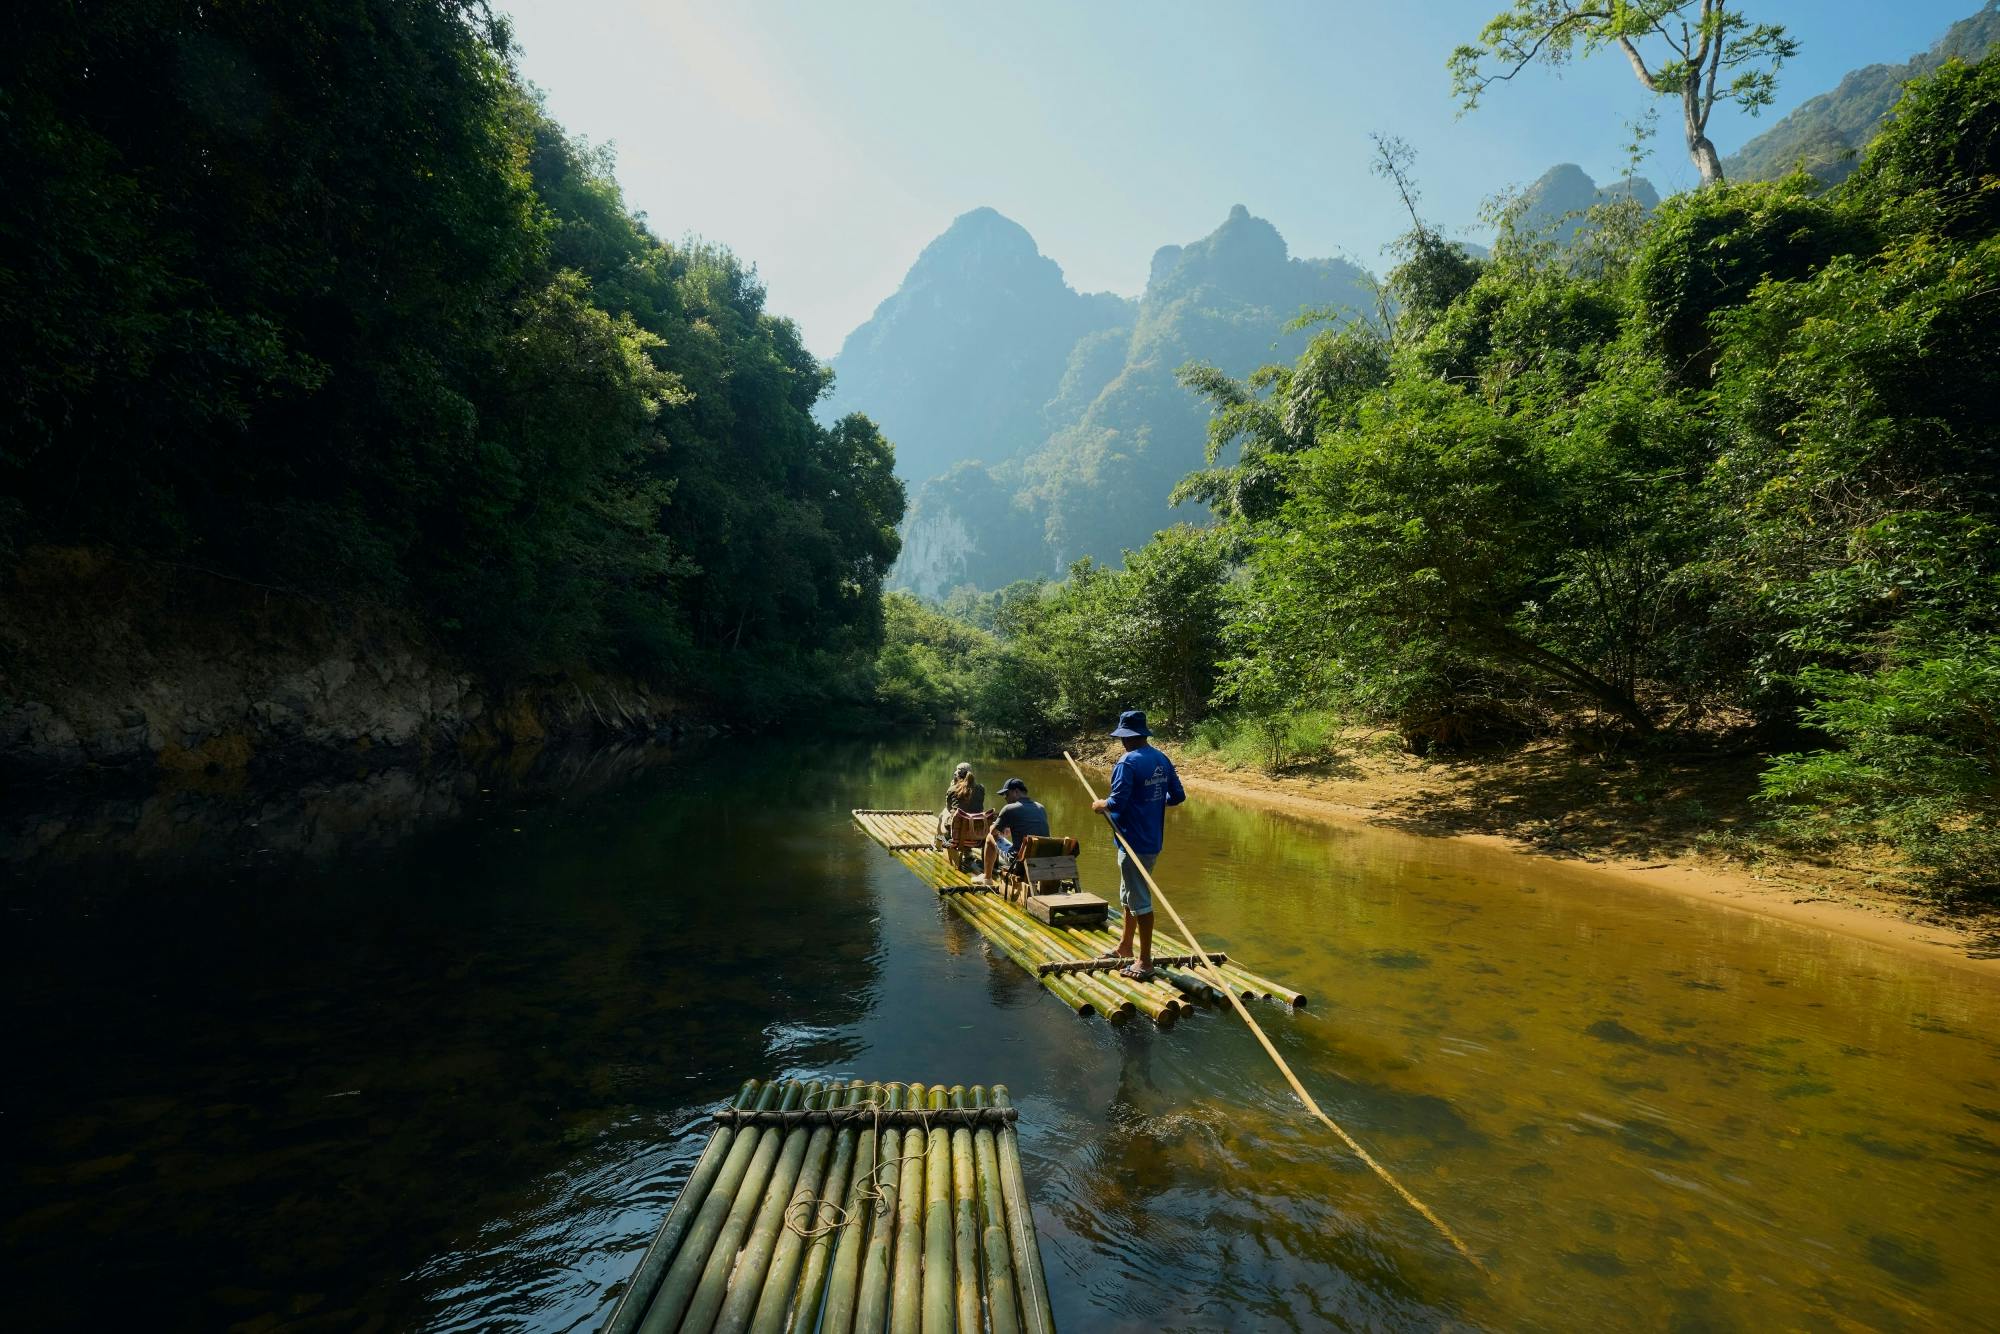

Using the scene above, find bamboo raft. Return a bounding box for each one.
[606,1077,1055,1334]
[852,809,1306,1026]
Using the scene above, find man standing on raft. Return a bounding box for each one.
[1091,709,1185,981]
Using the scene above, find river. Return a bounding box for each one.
[4,737,1997,1330]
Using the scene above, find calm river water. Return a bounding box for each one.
[5,738,1998,1331]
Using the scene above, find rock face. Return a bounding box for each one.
[0,550,683,782]
[856,205,1374,597]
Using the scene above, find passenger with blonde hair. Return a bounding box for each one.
[938,761,986,839]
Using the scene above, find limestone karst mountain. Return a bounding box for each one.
[834,205,1372,597]
[1512,163,1660,244]
[819,207,1133,489]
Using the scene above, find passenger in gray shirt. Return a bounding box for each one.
[978,777,1050,883]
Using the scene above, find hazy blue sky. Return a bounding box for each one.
[500,1,1977,356]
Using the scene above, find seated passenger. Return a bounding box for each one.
[939,762,986,841]
[978,777,1050,885]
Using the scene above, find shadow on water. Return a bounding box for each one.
[4,735,2000,1331]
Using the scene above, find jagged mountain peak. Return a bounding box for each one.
[901,206,1058,284]
[1149,204,1292,297]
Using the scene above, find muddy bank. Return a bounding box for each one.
[0,549,697,786]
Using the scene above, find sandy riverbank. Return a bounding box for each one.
[1072,737,2000,980]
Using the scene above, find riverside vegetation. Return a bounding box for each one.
[3,1,903,728]
[875,52,2000,903]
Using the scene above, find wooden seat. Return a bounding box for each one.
[940,809,991,871]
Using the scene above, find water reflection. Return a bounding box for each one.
[2,738,1997,1331]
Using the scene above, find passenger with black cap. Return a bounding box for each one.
[1090,709,1185,979]
[975,776,1050,885]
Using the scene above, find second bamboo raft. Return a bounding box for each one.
[853,809,1307,1027]
[605,1077,1055,1334]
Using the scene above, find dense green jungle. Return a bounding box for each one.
[3,1,1997,906]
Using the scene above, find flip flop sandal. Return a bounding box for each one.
[1119,964,1155,982]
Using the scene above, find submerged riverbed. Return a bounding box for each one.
[5,738,1998,1330]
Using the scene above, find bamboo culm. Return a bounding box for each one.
[948,1085,983,1334]
[784,1081,874,1334]
[639,1078,788,1334]
[605,1078,760,1334]
[970,1087,1021,1334]
[921,1085,954,1334]
[852,1082,906,1334]
[813,1082,884,1334]
[888,1083,928,1334]
[992,1086,1056,1334]
[740,1082,856,1334]
[675,1079,816,1333]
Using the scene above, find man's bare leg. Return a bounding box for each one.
[1136,912,1154,970]
[1112,912,1135,959]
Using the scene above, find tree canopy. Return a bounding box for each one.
[0,0,904,710]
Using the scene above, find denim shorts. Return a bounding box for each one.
[1115,844,1156,915]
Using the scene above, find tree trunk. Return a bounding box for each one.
[1684,82,1725,187]
[1687,133,1724,187]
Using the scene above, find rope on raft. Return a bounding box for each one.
[1036,952,1227,975]
[719,1106,1018,1129]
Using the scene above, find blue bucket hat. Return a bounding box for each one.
[1109,709,1151,738]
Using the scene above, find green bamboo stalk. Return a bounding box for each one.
[977,901,1144,1009]
[673,1079,815,1334]
[640,1079,788,1334]
[921,1085,953,1334]
[807,1081,880,1334]
[957,897,1134,1019]
[606,1079,761,1334]
[785,1080,872,1334]
[1077,922,1262,1005]
[991,1087,1055,1334]
[945,898,1100,1018]
[947,1086,982,1334]
[888,1083,929,1334]
[969,901,1166,1023]
[969,1088,1020,1334]
[852,1083,906,1334]
[739,1081,855,1334]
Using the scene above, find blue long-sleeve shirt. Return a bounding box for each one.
[1103,744,1185,855]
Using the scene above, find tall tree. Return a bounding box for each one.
[1450,1,1797,186]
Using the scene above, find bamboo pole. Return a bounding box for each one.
[990,1087,1055,1334]
[607,1079,762,1334]
[946,897,1103,1019]
[888,1083,928,1334]
[968,1087,1021,1334]
[960,899,1138,1024]
[675,1079,816,1333]
[947,1086,983,1334]
[964,899,1175,1024]
[640,1079,789,1334]
[808,1088,880,1334]
[921,1085,954,1334]
[1011,911,1187,1024]
[1080,919,1306,1007]
[717,1081,835,1333]
[744,1081,858,1334]
[1064,751,1482,1272]
[851,1084,906,1334]
[954,897,1125,1013]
